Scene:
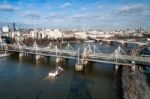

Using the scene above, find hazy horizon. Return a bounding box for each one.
[0,0,150,31]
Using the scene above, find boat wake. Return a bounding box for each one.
[43,76,56,80]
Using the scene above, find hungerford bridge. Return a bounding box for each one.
[1,41,150,68]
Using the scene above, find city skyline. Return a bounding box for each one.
[0,0,150,30]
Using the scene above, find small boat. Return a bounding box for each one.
[48,66,64,78]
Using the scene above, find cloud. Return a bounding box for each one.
[45,13,66,20]
[0,4,20,11]
[72,14,85,20]
[45,13,103,23]
[72,14,101,20]
[24,12,40,19]
[60,2,72,9]
[118,4,145,15]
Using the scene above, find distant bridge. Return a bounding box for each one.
[96,39,148,46]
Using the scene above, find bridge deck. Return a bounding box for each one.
[3,47,150,66]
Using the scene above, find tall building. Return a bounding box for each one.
[12,23,16,31]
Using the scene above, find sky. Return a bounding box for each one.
[0,0,150,30]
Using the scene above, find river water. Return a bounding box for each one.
[0,42,138,99]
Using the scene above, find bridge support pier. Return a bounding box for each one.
[82,49,90,65]
[115,64,119,71]
[24,52,28,56]
[4,50,8,54]
[36,55,41,61]
[19,52,24,58]
[56,57,63,63]
[131,61,138,73]
[75,63,83,71]
[83,60,89,65]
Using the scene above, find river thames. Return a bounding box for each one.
[0,42,138,99]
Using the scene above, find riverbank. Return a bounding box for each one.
[122,66,150,99]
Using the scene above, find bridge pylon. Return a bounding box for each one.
[82,47,90,65]
[17,42,24,58]
[55,45,63,63]
[36,54,41,61]
[115,64,119,71]
[32,41,41,61]
[19,52,24,58]
[113,46,127,71]
[75,48,83,71]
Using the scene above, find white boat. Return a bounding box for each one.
[48,66,64,77]
[0,52,10,58]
